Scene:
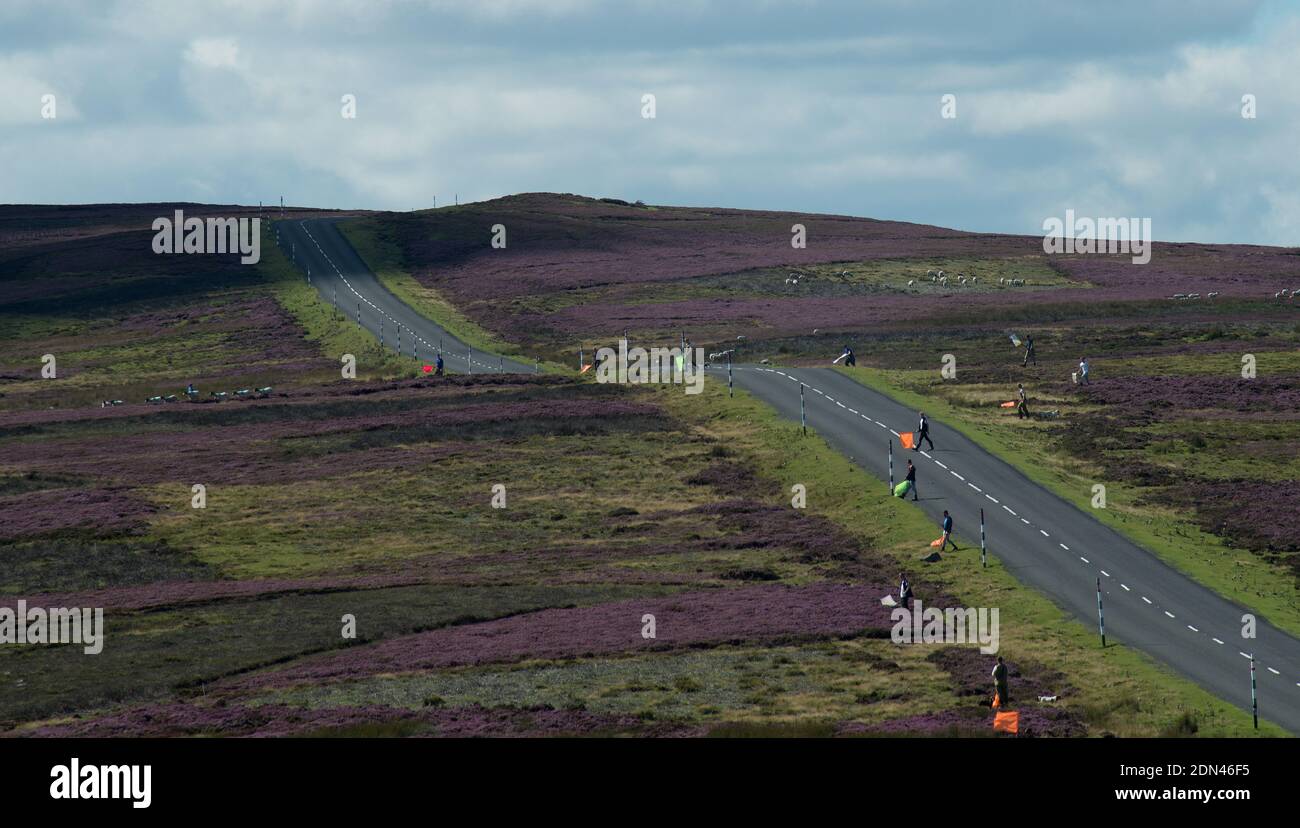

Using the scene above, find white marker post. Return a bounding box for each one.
[579,348,585,372]
[727,353,733,398]
[467,347,472,375]
[1096,577,1105,648]
[800,383,806,436]
[980,508,987,568]
[888,439,894,494]
[1251,655,1258,730]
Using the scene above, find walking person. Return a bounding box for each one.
[1022,335,1036,367]
[1078,356,1090,386]
[905,459,918,501]
[435,353,444,377]
[915,411,934,451]
[1016,383,1029,419]
[992,656,1010,706]
[940,510,959,551]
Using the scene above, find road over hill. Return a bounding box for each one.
[277,217,535,374]
[282,216,1300,733]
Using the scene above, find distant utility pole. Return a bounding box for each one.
[280,196,284,217]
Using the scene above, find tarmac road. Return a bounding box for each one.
[281,214,1300,733]
[716,362,1300,733]
[276,217,535,375]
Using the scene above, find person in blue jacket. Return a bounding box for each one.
[435,353,444,376]
[940,510,958,551]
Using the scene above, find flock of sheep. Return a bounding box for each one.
[1170,292,1220,300]
[1271,288,1299,300]
[783,268,1029,291]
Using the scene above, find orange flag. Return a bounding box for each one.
[930,537,944,548]
[580,364,593,374]
[993,711,1019,734]
[999,401,1016,408]
[992,691,1001,710]
[900,431,915,450]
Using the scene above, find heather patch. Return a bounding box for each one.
[0,583,665,724]
[20,700,698,738]
[0,487,157,540]
[229,582,896,691]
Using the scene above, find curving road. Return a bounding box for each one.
[280,215,1300,733]
[276,217,535,375]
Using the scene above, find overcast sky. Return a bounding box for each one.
[2,0,1298,244]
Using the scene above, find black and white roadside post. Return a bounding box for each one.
[396,324,401,356]
[800,383,806,436]
[1251,655,1258,730]
[980,508,987,568]
[356,302,361,329]
[727,353,733,398]
[535,357,539,375]
[888,439,894,494]
[499,356,504,373]
[379,318,384,351]
[307,266,311,284]
[579,348,585,372]
[1096,577,1106,648]
[467,346,472,375]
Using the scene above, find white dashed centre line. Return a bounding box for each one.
[1212,638,1224,645]
[1141,596,1152,604]
[1039,529,1049,537]
[1059,543,1070,551]
[1187,625,1199,632]
[1100,570,1110,577]
[1268,667,1280,675]
[1120,584,1130,591]
[1164,611,1176,619]
[986,495,999,504]
[1079,556,1090,564]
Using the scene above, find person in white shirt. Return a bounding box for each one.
[1078,357,1090,385]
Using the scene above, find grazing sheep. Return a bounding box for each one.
[1174,294,1187,300]
[908,279,915,286]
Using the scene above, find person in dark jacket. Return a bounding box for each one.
[992,656,1009,705]
[899,574,913,609]
[940,510,958,551]
[905,459,918,501]
[915,411,934,451]
[435,353,444,376]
